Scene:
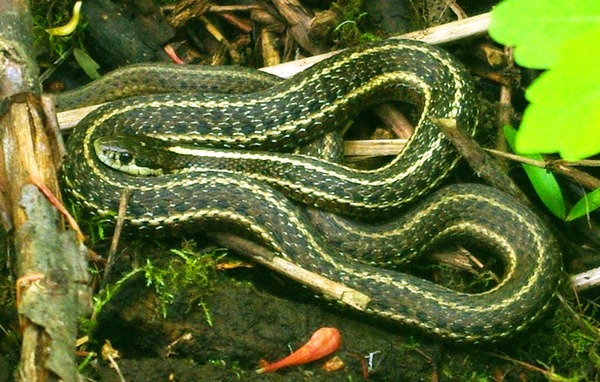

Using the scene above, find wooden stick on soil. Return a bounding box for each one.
[209,233,371,311]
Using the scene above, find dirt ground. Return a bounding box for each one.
[1,254,598,381]
[74,256,594,381]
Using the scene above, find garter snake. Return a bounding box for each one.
[60,39,562,342]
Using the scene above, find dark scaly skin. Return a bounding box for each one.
[61,39,562,342]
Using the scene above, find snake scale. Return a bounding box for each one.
[60,39,562,342]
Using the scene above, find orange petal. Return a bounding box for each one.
[256,327,342,374]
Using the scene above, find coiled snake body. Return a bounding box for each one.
[61,39,561,342]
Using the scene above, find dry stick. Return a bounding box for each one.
[551,164,600,190]
[555,159,600,167]
[270,0,326,55]
[344,139,406,158]
[100,188,131,291]
[209,232,371,311]
[485,148,600,191]
[496,46,514,154]
[486,351,568,380]
[432,117,531,204]
[207,5,262,13]
[571,267,600,294]
[374,104,415,139]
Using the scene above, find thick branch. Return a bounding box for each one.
[0,0,91,381]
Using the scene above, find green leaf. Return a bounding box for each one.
[567,188,600,221]
[504,126,566,219]
[45,1,82,36]
[489,0,600,69]
[515,26,600,160]
[73,48,101,80]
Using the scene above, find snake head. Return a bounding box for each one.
[93,135,181,176]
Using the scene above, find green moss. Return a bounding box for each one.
[78,240,225,340]
[143,240,226,320]
[67,202,113,245]
[547,300,600,377]
[332,0,378,46]
[511,295,600,381]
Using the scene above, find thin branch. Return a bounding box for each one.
[209,232,371,311]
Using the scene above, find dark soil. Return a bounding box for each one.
[73,259,592,381]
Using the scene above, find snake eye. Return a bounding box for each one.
[119,152,133,165]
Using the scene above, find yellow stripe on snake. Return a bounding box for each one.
[60,39,562,342]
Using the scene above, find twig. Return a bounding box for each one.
[486,352,566,380]
[485,148,600,191]
[344,139,406,157]
[373,103,415,139]
[571,266,600,293]
[101,188,131,291]
[209,232,371,311]
[550,163,600,191]
[207,5,261,13]
[271,0,326,55]
[432,118,530,205]
[496,46,514,155]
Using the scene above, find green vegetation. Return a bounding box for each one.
[78,240,224,340]
[490,0,600,218]
[515,300,600,381]
[332,0,378,45]
[32,0,85,60]
[67,202,111,244]
[549,304,600,373]
[143,240,226,320]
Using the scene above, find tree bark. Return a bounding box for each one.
[0,0,91,381]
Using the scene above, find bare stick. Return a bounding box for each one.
[344,139,406,157]
[101,188,131,291]
[209,232,371,311]
[571,266,600,292]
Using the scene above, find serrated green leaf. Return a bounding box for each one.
[73,48,101,80]
[490,0,600,69]
[515,26,600,160]
[567,187,600,221]
[504,126,566,219]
